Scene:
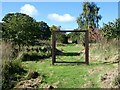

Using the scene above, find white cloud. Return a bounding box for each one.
[48,13,75,22]
[20,4,38,16]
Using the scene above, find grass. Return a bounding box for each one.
[22,60,115,88]
[1,41,27,90]
[22,43,118,88]
[56,44,85,62]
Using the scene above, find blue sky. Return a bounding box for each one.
[1,2,118,29]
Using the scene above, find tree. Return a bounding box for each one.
[50,25,68,44]
[2,13,51,47]
[37,21,51,40]
[67,29,81,44]
[77,2,102,30]
[56,32,68,44]
[101,18,120,40]
[2,13,39,47]
[50,25,58,31]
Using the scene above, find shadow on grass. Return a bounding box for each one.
[52,63,86,66]
[51,61,113,66]
[22,54,51,61]
[57,52,83,56]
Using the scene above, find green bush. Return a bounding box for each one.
[101,18,120,40]
[1,41,26,90]
[56,32,68,44]
[21,46,51,61]
[67,31,84,44]
[2,59,26,90]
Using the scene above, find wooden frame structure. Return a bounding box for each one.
[52,30,89,65]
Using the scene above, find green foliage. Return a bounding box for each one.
[50,25,68,44]
[67,29,84,44]
[2,13,51,47]
[56,32,68,44]
[101,18,120,40]
[22,43,117,88]
[26,71,39,80]
[21,46,51,61]
[2,13,37,46]
[77,2,102,30]
[67,30,81,44]
[50,25,57,31]
[2,59,26,90]
[37,21,51,40]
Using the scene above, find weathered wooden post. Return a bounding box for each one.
[52,31,56,65]
[52,30,89,65]
[85,30,89,65]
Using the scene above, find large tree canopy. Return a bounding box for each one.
[2,13,51,46]
[2,13,38,46]
[77,2,102,30]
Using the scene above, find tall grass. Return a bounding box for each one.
[89,39,118,63]
[2,41,13,61]
[1,41,26,90]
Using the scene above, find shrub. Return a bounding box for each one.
[67,31,83,44]
[21,46,51,61]
[1,41,26,90]
[2,59,26,90]
[56,32,68,44]
[101,18,120,40]
[26,71,39,79]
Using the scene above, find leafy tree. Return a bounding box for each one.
[101,18,120,40]
[76,2,102,43]
[67,29,81,44]
[56,32,68,44]
[2,13,51,48]
[50,25,68,44]
[37,21,51,40]
[2,13,39,47]
[77,2,102,30]
[50,25,58,31]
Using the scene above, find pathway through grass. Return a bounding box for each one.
[22,44,118,88]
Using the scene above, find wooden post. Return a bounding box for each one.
[51,30,89,65]
[85,30,89,65]
[52,31,56,65]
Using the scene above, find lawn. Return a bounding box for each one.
[22,43,118,88]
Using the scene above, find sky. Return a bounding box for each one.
[1,2,119,30]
